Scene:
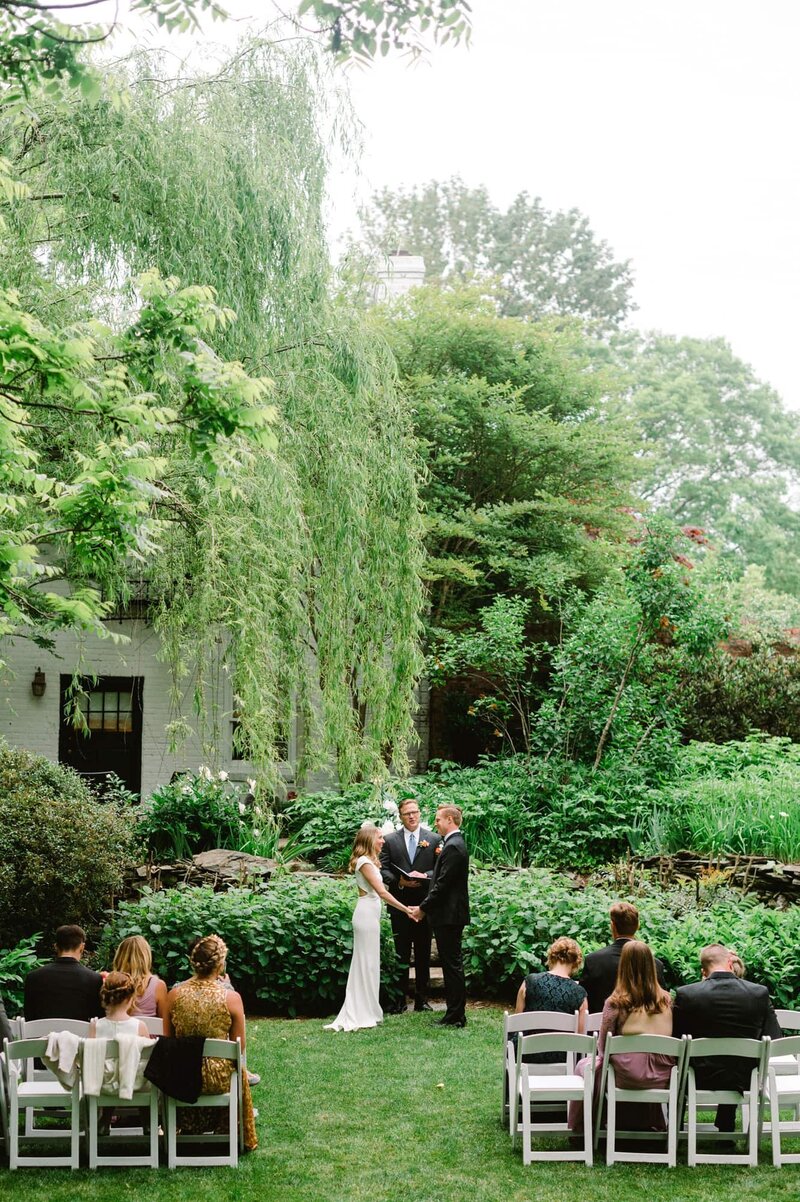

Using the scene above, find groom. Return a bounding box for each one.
[380,796,442,1011]
[409,804,470,1028]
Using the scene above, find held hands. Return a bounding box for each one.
[407,906,423,923]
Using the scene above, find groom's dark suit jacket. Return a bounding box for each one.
[421,831,470,927]
[580,937,667,1014]
[380,826,441,902]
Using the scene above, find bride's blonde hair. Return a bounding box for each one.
[348,824,382,873]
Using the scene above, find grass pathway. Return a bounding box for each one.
[3,1008,800,1201]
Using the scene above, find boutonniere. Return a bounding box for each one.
[419,839,430,849]
[434,844,443,855]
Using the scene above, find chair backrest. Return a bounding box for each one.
[768,1035,800,1061]
[776,1010,800,1033]
[503,1010,578,1038]
[606,1033,685,1059]
[140,1016,163,1036]
[584,1011,603,1034]
[686,1036,766,1063]
[518,1032,596,1063]
[21,1018,90,1038]
[202,1037,241,1065]
[4,1038,49,1066]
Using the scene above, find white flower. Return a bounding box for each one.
[780,811,789,818]
[181,785,193,796]
[381,819,395,834]
[218,770,229,781]
[198,765,213,782]
[247,778,257,792]
[253,828,260,837]
[238,801,247,815]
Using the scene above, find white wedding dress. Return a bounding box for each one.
[324,855,383,1031]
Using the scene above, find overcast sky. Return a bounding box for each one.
[89,0,800,406]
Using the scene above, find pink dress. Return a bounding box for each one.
[569,999,675,1131]
[131,975,162,1017]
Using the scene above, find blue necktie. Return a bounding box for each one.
[408,833,416,863]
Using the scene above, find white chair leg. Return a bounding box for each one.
[771,1082,782,1167]
[687,1077,697,1167]
[9,1097,19,1171]
[748,1093,759,1166]
[667,1076,678,1168]
[606,1075,616,1166]
[521,1079,531,1166]
[584,1077,593,1167]
[166,1097,177,1169]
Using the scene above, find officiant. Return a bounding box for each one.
[380,796,442,1013]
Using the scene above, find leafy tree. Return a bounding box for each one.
[374,285,637,633]
[612,331,800,594]
[356,177,635,327]
[1,40,425,782]
[296,0,471,60]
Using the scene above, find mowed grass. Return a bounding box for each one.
[3,1007,800,1202]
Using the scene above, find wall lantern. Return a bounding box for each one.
[31,667,46,698]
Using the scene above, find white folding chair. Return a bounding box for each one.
[598,1033,686,1166]
[502,1010,578,1132]
[684,1035,767,1166]
[164,1037,242,1168]
[0,1048,9,1155]
[767,1036,800,1165]
[85,1038,159,1168]
[18,1018,89,1138]
[584,1012,603,1035]
[140,1017,164,1036]
[514,1032,596,1165]
[4,1038,81,1169]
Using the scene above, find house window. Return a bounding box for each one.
[80,689,134,733]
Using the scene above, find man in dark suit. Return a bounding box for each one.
[579,901,667,1013]
[410,804,470,1028]
[380,796,442,1012]
[24,924,103,1022]
[673,943,782,1131]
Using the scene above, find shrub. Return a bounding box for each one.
[138,768,251,858]
[0,933,45,1013]
[98,868,800,1014]
[98,878,402,1016]
[0,744,141,945]
[283,784,392,871]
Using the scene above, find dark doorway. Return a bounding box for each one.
[58,675,144,796]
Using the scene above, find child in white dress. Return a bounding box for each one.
[90,972,150,1039]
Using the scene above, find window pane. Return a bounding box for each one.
[90,692,103,712]
[103,713,119,732]
[104,691,119,713]
[118,712,133,733]
[88,713,104,730]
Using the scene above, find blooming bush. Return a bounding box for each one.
[137,767,253,858]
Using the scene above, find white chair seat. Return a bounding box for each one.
[769,1054,800,1076]
[519,1072,584,1094]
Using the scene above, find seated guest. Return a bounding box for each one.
[570,940,674,1132]
[514,937,587,1062]
[164,934,257,1151]
[24,924,103,1021]
[0,991,11,1045]
[673,943,782,1132]
[580,901,667,1014]
[90,972,150,1039]
[112,936,167,1019]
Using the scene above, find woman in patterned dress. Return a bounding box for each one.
[164,934,257,1150]
[513,937,588,1065]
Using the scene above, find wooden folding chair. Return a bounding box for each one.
[684,1035,768,1166]
[164,1037,242,1168]
[513,1032,597,1165]
[502,1010,578,1132]
[5,1038,81,1169]
[598,1033,686,1166]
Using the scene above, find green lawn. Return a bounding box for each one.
[3,1008,799,1201]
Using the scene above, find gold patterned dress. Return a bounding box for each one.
[170,976,258,1151]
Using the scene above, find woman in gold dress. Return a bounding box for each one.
[164,934,257,1151]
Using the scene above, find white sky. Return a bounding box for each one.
[76,0,800,406]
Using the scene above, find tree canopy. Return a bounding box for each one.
[356,177,635,327]
[0,39,425,782]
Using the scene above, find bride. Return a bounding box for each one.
[325,823,415,1032]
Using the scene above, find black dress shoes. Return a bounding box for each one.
[435,1017,466,1027]
[414,1001,434,1012]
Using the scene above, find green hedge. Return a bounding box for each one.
[98,878,402,1016]
[99,869,800,1014]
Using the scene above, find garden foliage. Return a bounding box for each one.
[100,869,800,1013]
[0,744,140,944]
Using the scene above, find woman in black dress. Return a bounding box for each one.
[514,937,588,1063]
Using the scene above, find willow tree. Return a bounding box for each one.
[1,38,424,782]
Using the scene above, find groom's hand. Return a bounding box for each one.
[407,906,422,922]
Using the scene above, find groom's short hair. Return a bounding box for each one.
[436,804,462,826]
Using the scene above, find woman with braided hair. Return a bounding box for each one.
[164,934,257,1150]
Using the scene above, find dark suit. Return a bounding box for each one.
[673,972,781,1099]
[579,937,667,1014]
[380,826,442,1004]
[24,957,103,1022]
[420,830,470,1025]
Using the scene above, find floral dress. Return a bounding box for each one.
[171,976,257,1151]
